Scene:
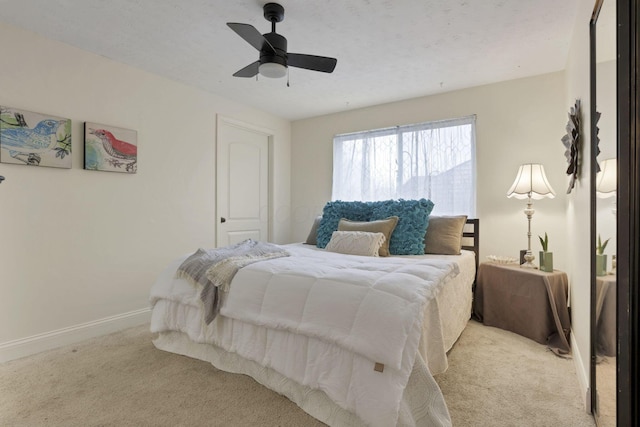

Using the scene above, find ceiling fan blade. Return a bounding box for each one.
[227,23,275,53]
[233,61,260,78]
[288,53,337,73]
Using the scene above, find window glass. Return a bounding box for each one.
[332,115,476,216]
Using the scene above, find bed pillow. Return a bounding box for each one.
[424,215,468,255]
[325,231,386,257]
[370,198,434,255]
[337,216,398,257]
[304,216,323,245]
[316,201,373,248]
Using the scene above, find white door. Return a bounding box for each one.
[216,117,270,247]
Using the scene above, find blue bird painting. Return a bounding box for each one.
[0,107,71,168]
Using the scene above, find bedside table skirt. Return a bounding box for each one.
[473,263,571,356]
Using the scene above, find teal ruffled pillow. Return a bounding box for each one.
[316,199,434,254]
[316,200,373,248]
[370,198,434,255]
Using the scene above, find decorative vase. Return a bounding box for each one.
[596,254,607,276]
[539,251,554,272]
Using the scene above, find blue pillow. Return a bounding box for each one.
[370,198,434,255]
[316,201,373,248]
[316,199,435,252]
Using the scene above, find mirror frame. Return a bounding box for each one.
[616,0,638,425]
[588,0,602,420]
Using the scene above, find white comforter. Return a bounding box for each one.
[150,244,458,427]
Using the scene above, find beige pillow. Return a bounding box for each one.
[424,215,468,255]
[338,216,399,257]
[325,231,386,257]
[304,216,322,245]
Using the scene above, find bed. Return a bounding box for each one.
[149,208,479,427]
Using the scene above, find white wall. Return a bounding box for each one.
[0,23,291,357]
[563,0,596,406]
[291,72,568,267]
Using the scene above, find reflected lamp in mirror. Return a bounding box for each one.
[596,158,617,215]
[507,163,556,269]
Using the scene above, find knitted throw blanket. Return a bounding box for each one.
[175,240,289,324]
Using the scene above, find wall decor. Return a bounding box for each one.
[561,99,581,194]
[84,122,137,173]
[0,106,71,168]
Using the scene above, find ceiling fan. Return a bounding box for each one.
[227,2,337,79]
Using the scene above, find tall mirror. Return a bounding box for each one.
[590,0,616,425]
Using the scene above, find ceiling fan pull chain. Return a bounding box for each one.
[287,68,290,87]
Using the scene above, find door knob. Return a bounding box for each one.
[220,217,226,223]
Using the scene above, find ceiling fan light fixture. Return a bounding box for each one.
[227,3,336,79]
[259,62,287,78]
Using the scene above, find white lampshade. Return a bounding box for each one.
[596,158,617,198]
[259,62,287,78]
[507,163,556,200]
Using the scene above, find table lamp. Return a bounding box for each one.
[507,163,556,268]
[596,158,617,215]
[596,158,617,274]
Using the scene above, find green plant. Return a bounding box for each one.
[596,234,610,255]
[538,232,549,252]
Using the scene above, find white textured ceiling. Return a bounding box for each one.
[0,0,579,121]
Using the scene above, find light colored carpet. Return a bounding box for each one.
[595,356,616,427]
[435,320,594,427]
[0,320,595,426]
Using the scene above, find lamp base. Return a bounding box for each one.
[521,251,537,269]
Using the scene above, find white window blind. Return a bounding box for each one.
[332,115,476,216]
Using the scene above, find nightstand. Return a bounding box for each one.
[596,275,616,356]
[473,262,571,355]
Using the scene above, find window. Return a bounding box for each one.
[332,115,476,216]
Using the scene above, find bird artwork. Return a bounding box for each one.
[84,123,137,173]
[0,106,71,168]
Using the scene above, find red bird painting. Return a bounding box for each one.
[85,123,137,173]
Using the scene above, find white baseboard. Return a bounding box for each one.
[0,307,151,363]
[571,330,591,413]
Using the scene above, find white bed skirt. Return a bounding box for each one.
[153,330,451,427]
